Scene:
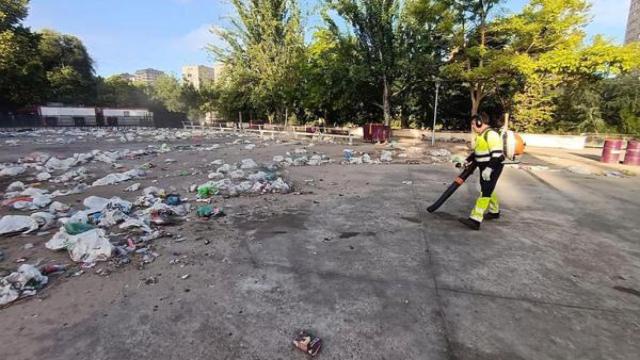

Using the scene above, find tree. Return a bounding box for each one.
[0,0,45,109]
[395,0,456,127]
[443,0,505,116]
[96,75,149,108]
[494,0,590,130]
[498,0,640,132]
[0,0,28,30]
[326,0,401,125]
[303,26,378,124]
[210,0,305,123]
[149,74,185,113]
[37,29,96,104]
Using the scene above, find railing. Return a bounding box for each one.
[192,123,361,145]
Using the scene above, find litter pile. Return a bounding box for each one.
[272,148,332,166]
[0,264,49,306]
[0,151,293,306]
[199,158,292,197]
[342,149,394,164]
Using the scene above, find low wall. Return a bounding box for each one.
[392,129,471,143]
[520,133,586,150]
[392,129,588,150]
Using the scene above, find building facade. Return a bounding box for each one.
[115,73,136,82]
[134,68,165,85]
[626,0,640,44]
[182,65,217,89]
[37,106,153,127]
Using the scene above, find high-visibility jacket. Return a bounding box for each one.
[474,128,504,166]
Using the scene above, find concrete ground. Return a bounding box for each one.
[1,132,639,360]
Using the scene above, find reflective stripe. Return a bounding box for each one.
[476,156,490,162]
[475,151,490,156]
[491,152,504,158]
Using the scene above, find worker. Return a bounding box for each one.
[459,112,505,230]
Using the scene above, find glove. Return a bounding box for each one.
[481,167,493,181]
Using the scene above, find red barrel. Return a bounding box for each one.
[601,139,624,164]
[624,140,640,166]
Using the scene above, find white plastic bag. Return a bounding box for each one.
[0,215,39,236]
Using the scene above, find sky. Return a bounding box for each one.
[24,0,632,77]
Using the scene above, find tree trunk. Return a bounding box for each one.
[503,113,510,131]
[383,73,391,126]
[471,90,480,116]
[284,107,288,129]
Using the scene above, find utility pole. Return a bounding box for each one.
[432,80,441,146]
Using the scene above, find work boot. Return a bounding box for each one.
[459,218,481,231]
[485,212,500,220]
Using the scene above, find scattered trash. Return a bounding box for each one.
[604,171,625,178]
[0,264,48,306]
[6,181,25,192]
[0,166,27,177]
[429,149,451,157]
[92,169,145,187]
[165,194,181,206]
[36,172,52,181]
[293,331,322,357]
[49,201,70,214]
[143,186,166,197]
[64,222,95,235]
[344,149,354,161]
[197,183,218,199]
[30,212,55,230]
[125,183,141,192]
[240,158,258,169]
[196,205,225,218]
[567,166,593,175]
[150,211,182,226]
[380,150,393,162]
[517,165,550,172]
[0,215,39,236]
[39,264,67,276]
[46,228,113,263]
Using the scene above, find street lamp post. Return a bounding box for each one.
[432,80,440,146]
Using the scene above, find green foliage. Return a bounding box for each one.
[96,75,149,108]
[149,74,185,113]
[0,27,45,108]
[3,0,640,135]
[210,0,305,123]
[0,0,44,109]
[303,28,378,124]
[37,29,96,104]
[0,0,28,31]
[326,0,401,125]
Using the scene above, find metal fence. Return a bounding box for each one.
[0,113,41,128]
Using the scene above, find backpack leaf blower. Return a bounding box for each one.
[427,161,478,213]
